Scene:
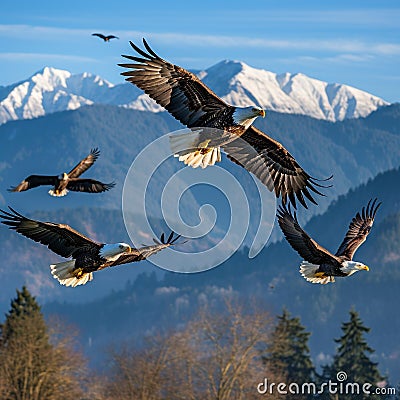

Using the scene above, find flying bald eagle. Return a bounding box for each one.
[0,207,180,287]
[119,39,329,208]
[277,199,381,284]
[9,148,115,197]
[92,33,119,42]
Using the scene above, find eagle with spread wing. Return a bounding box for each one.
[277,199,381,284]
[92,33,119,42]
[9,148,115,197]
[119,39,330,208]
[0,207,180,287]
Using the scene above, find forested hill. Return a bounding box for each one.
[1,103,400,217]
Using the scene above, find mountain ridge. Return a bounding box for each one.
[0,62,389,126]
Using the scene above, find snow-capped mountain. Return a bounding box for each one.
[0,67,141,125]
[0,63,388,126]
[201,61,389,121]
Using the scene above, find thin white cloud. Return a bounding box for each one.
[118,30,400,56]
[0,24,399,56]
[225,8,400,28]
[375,75,400,81]
[0,24,89,38]
[317,53,374,63]
[374,44,400,55]
[331,54,375,62]
[165,35,399,56]
[0,52,97,63]
[277,53,375,66]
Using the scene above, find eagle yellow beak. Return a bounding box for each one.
[363,265,369,271]
[127,246,132,253]
[260,109,266,118]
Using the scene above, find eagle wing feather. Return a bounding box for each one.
[67,179,115,193]
[102,232,181,268]
[0,207,100,258]
[92,33,107,40]
[225,126,330,209]
[68,148,100,178]
[8,175,58,192]
[119,39,230,128]
[335,198,381,260]
[277,205,339,265]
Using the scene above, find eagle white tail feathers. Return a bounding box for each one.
[48,188,68,197]
[299,261,335,285]
[178,147,221,169]
[169,131,221,169]
[50,260,93,287]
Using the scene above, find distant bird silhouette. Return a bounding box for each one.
[9,148,115,197]
[92,33,119,42]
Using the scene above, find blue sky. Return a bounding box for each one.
[1,0,399,102]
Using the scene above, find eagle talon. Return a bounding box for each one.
[75,269,84,278]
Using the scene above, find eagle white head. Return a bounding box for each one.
[341,261,369,276]
[100,243,132,261]
[58,172,69,180]
[233,106,265,129]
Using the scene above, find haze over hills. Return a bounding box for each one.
[0,62,389,126]
[0,103,399,306]
[1,103,399,215]
[43,166,400,378]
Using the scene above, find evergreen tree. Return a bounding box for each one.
[328,309,386,400]
[263,308,315,399]
[0,286,87,400]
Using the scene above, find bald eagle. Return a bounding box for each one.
[119,39,329,208]
[0,207,180,287]
[9,148,115,197]
[277,199,381,284]
[92,33,119,42]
